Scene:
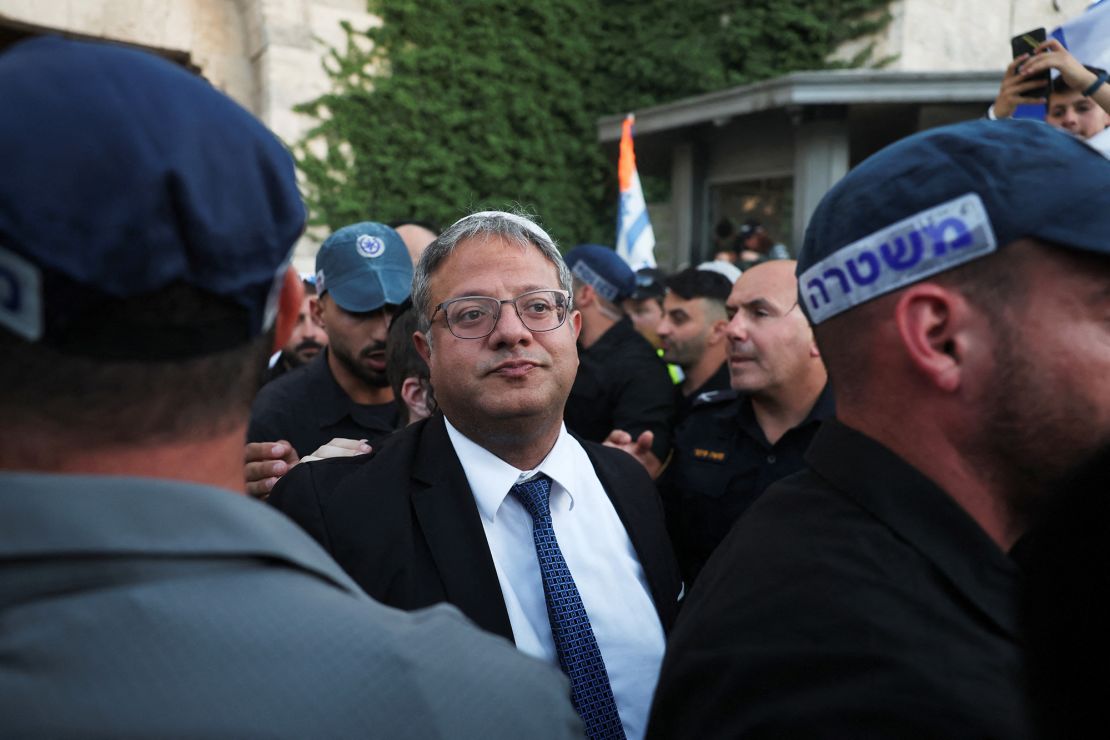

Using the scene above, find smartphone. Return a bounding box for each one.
[1011,27,1051,101]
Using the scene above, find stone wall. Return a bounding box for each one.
[832,0,1092,71]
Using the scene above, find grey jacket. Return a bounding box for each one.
[0,472,582,739]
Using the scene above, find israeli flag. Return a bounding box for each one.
[1054,0,1110,71]
[616,114,657,270]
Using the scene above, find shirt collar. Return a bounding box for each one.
[310,349,398,432]
[734,382,836,446]
[695,361,732,398]
[308,349,357,426]
[443,416,579,523]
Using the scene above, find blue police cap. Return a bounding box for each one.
[0,37,305,356]
[565,244,636,302]
[797,119,1110,325]
[315,222,413,313]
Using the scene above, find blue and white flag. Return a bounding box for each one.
[1016,0,1110,119]
[1053,0,1110,70]
[616,114,656,270]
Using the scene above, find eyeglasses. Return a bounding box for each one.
[432,289,571,339]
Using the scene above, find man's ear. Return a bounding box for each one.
[569,310,583,342]
[272,267,303,353]
[574,283,593,308]
[809,336,822,359]
[413,330,431,365]
[894,284,969,393]
[401,377,433,423]
[707,317,730,345]
[311,292,327,328]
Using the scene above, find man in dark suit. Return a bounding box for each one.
[272,210,681,740]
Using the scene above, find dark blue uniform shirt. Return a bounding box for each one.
[660,383,835,583]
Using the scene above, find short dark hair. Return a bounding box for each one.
[714,218,736,240]
[386,305,435,425]
[0,283,271,447]
[666,268,733,303]
[813,244,1027,407]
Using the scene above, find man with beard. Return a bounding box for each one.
[262,275,328,384]
[655,266,735,422]
[648,119,1110,739]
[247,222,410,483]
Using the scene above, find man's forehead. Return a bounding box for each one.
[729,262,797,305]
[433,236,560,294]
[1049,89,1085,107]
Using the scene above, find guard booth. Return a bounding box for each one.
[598,69,1000,271]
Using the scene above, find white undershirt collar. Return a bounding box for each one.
[443,416,578,524]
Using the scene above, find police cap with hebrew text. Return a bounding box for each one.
[0,36,305,358]
[797,119,1110,325]
[565,244,636,303]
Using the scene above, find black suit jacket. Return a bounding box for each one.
[270,413,682,640]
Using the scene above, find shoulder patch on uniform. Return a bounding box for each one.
[691,389,737,408]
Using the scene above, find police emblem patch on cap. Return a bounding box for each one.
[356,234,386,259]
[316,269,326,293]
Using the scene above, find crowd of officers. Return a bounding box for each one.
[6,33,1110,740]
[248,221,822,589]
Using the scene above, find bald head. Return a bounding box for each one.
[724,260,824,401]
[734,260,798,303]
[395,224,438,267]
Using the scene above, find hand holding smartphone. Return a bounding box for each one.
[1011,27,1051,101]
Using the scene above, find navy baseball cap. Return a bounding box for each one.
[315,222,413,313]
[565,244,636,302]
[630,267,666,301]
[0,36,305,357]
[797,119,1110,325]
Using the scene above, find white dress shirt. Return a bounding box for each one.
[444,418,666,740]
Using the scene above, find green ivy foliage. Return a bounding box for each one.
[295,0,892,247]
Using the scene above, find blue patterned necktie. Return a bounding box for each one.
[510,474,626,740]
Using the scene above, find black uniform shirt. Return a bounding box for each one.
[248,349,399,458]
[564,316,677,461]
[661,383,834,583]
[675,361,730,424]
[648,420,1029,739]
[261,351,296,386]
